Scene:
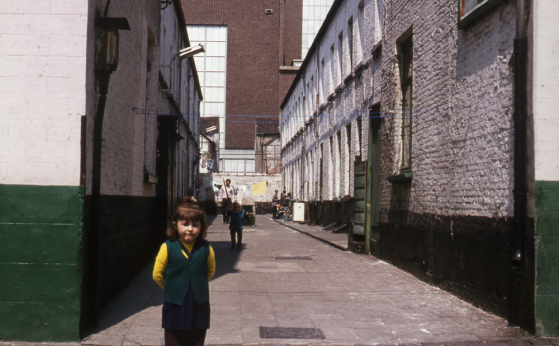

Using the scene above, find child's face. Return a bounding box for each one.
[234,205,242,213]
[175,219,201,244]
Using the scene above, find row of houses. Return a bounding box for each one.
[280,0,558,335]
[1,0,202,341]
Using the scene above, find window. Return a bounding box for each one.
[399,34,413,172]
[458,0,506,29]
[330,45,335,89]
[348,18,354,71]
[357,117,362,159]
[306,82,309,115]
[337,32,343,82]
[321,59,326,99]
[187,25,227,149]
[311,75,316,111]
[302,0,335,57]
[358,1,365,61]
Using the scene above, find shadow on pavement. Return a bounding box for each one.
[207,240,241,281]
[206,214,218,225]
[83,264,163,337]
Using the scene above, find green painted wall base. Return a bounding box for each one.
[535,180,559,336]
[0,184,84,342]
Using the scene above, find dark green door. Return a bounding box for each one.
[368,107,381,242]
[353,161,368,237]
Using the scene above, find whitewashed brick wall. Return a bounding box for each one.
[282,0,518,220]
[0,0,89,186]
[379,0,515,219]
[281,0,381,202]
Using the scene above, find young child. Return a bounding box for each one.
[229,201,253,250]
[153,197,216,346]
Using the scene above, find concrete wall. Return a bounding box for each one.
[0,0,88,186]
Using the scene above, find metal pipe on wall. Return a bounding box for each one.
[511,0,528,269]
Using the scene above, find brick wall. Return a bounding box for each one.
[379,0,515,220]
[182,0,301,150]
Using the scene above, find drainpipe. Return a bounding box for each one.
[511,0,527,269]
[89,69,110,325]
[91,13,130,324]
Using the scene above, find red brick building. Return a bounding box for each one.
[182,0,302,173]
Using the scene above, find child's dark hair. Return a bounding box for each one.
[167,197,208,240]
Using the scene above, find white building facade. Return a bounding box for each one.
[281,0,381,203]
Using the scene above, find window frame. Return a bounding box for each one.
[399,34,413,173]
[348,17,354,72]
[458,0,506,29]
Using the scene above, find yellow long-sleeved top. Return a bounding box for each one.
[152,241,216,289]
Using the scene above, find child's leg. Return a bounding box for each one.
[236,229,243,249]
[229,229,236,248]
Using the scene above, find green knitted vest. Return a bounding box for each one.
[164,239,210,305]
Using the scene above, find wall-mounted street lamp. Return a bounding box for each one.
[179,43,205,60]
[95,17,130,72]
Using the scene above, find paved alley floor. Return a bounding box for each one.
[80,215,555,346]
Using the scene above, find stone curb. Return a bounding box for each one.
[270,218,348,251]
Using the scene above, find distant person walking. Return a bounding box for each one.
[218,179,234,224]
[272,190,280,219]
[229,202,253,250]
[153,197,216,346]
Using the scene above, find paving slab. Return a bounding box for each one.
[69,215,559,346]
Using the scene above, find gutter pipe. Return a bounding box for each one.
[511,0,528,269]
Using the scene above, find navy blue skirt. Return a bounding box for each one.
[162,282,210,330]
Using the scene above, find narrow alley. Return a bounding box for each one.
[79,215,549,346]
